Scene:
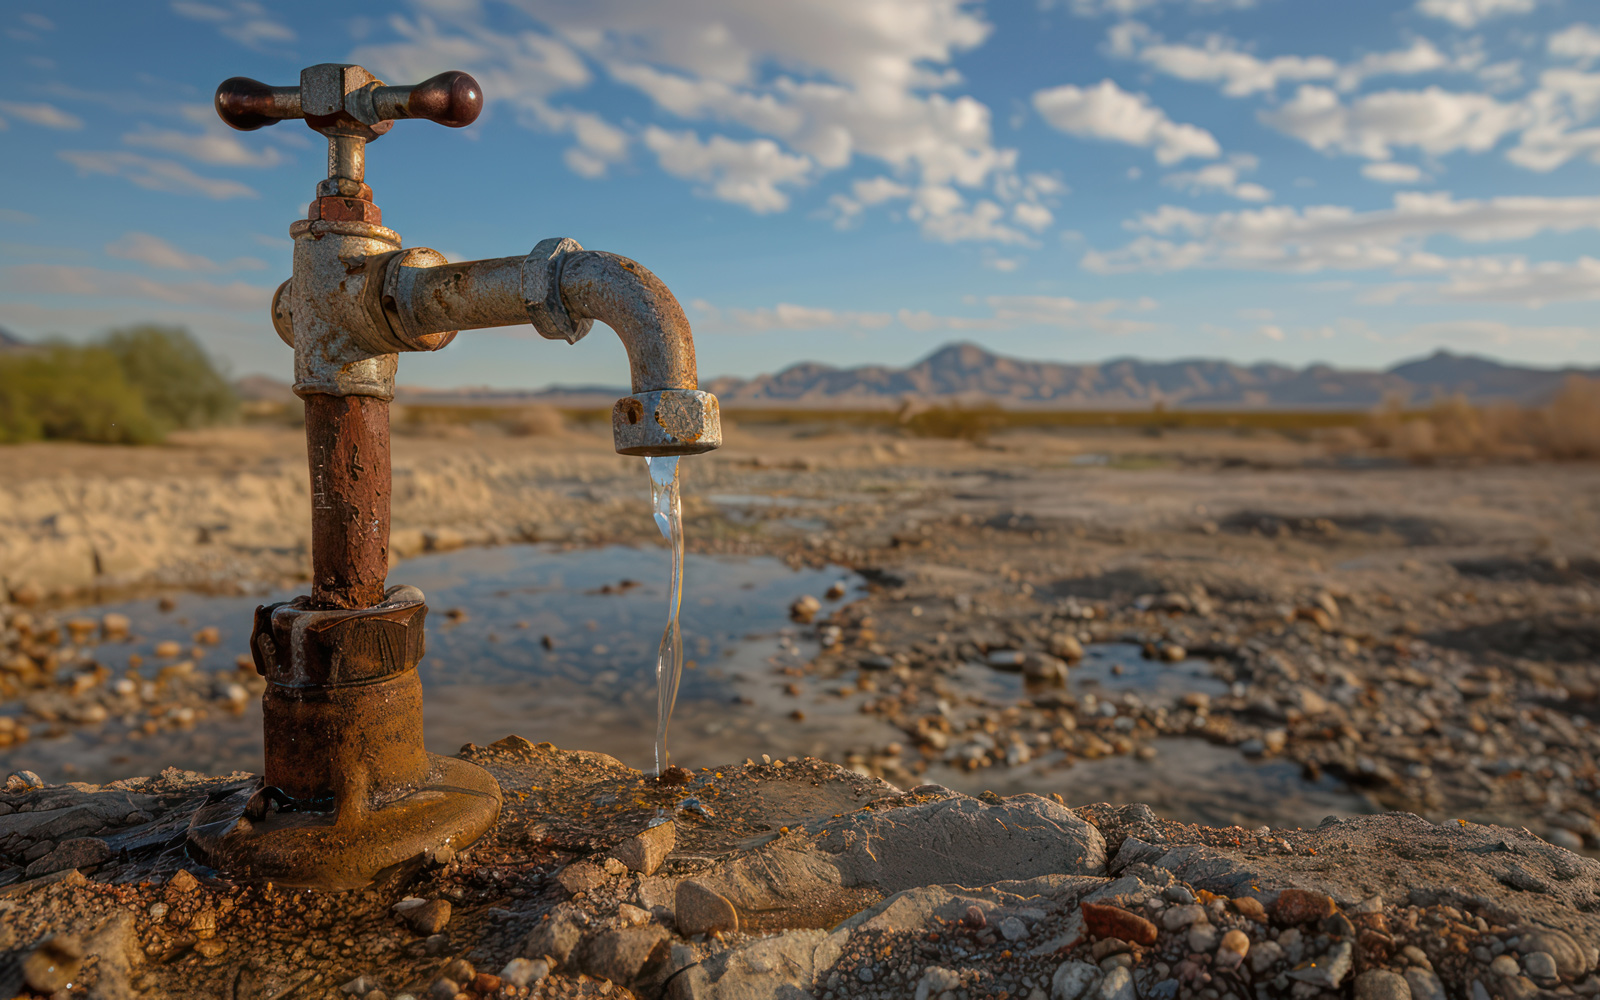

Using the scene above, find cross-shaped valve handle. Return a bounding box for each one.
[216,63,481,216]
[215,63,481,140]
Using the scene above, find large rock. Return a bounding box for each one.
[667,929,846,999]
[816,793,1107,892]
[574,925,669,985]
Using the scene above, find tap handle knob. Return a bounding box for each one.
[214,66,483,134]
[372,71,483,128]
[215,76,304,131]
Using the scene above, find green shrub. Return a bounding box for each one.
[101,325,238,430]
[0,344,163,444]
[0,325,237,444]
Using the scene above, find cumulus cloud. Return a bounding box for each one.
[170,0,296,51]
[350,2,1046,240]
[105,232,265,273]
[1549,24,1600,64]
[1065,0,1256,15]
[1033,79,1220,164]
[1405,319,1597,347]
[57,151,257,200]
[1414,0,1537,30]
[1083,192,1600,278]
[1260,85,1524,160]
[643,127,812,213]
[1431,256,1600,306]
[1507,69,1600,171]
[1110,25,1468,98]
[6,264,272,311]
[0,101,82,130]
[123,113,285,168]
[1362,162,1428,183]
[695,293,1157,336]
[1163,154,1272,201]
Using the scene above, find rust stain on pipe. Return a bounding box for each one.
[558,251,697,394]
[303,393,390,610]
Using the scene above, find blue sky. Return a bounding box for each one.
[3,0,1599,388]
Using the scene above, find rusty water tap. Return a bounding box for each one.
[188,63,722,889]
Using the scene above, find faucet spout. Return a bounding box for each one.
[379,237,721,456]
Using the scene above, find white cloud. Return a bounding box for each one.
[1083,192,1600,278]
[1066,0,1256,15]
[1405,319,1597,348]
[105,232,265,273]
[123,113,285,168]
[1507,69,1600,171]
[1550,24,1600,64]
[353,2,1040,240]
[1362,162,1428,183]
[1431,256,1600,306]
[1033,79,1220,164]
[1112,26,1466,98]
[692,300,893,332]
[57,151,257,200]
[5,264,273,311]
[909,192,1035,244]
[1260,85,1524,161]
[1258,324,1285,340]
[1163,154,1272,201]
[642,127,812,213]
[1415,0,1537,30]
[170,1,296,51]
[696,293,1157,336]
[0,101,82,130]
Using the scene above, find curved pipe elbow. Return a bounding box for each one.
[555,250,697,394]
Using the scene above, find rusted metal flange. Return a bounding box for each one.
[187,587,501,889]
[186,753,500,890]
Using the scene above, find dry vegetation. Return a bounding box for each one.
[1357,375,1600,461]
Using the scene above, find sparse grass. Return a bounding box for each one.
[1360,377,1600,461]
[393,403,566,437]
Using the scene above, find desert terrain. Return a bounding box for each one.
[1,416,1598,998]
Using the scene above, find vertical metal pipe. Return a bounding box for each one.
[328,135,366,184]
[303,393,391,609]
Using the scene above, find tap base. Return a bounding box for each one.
[185,752,501,890]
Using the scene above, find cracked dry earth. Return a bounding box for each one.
[2,741,1600,1000]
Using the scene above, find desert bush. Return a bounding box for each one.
[898,400,1002,441]
[1361,377,1600,461]
[0,325,236,444]
[0,343,163,443]
[504,404,564,436]
[101,325,238,430]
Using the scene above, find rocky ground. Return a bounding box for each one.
[1,421,1598,997]
[1,742,1599,999]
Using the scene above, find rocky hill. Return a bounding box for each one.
[704,343,1597,409]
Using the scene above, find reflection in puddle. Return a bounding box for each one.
[4,545,857,783]
[2,547,1374,829]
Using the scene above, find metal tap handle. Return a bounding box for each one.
[216,66,482,134]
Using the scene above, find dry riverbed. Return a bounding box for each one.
[1,421,1599,996]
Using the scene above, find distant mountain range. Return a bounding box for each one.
[703,343,1598,410]
[217,341,1600,411]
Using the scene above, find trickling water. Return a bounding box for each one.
[646,455,684,777]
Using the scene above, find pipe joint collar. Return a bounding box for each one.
[613,389,722,456]
[522,237,594,344]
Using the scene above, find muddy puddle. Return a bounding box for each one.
[3,544,1372,828]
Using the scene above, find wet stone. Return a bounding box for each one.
[1274,888,1336,924]
[1052,960,1099,1000]
[1518,928,1591,979]
[499,957,549,988]
[23,835,109,877]
[408,899,452,935]
[1524,951,1559,983]
[557,859,608,896]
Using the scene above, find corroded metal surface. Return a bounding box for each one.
[250,594,430,800]
[186,753,501,891]
[613,389,723,456]
[303,393,391,609]
[207,60,724,890]
[283,219,401,399]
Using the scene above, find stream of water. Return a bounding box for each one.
[646,456,684,777]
